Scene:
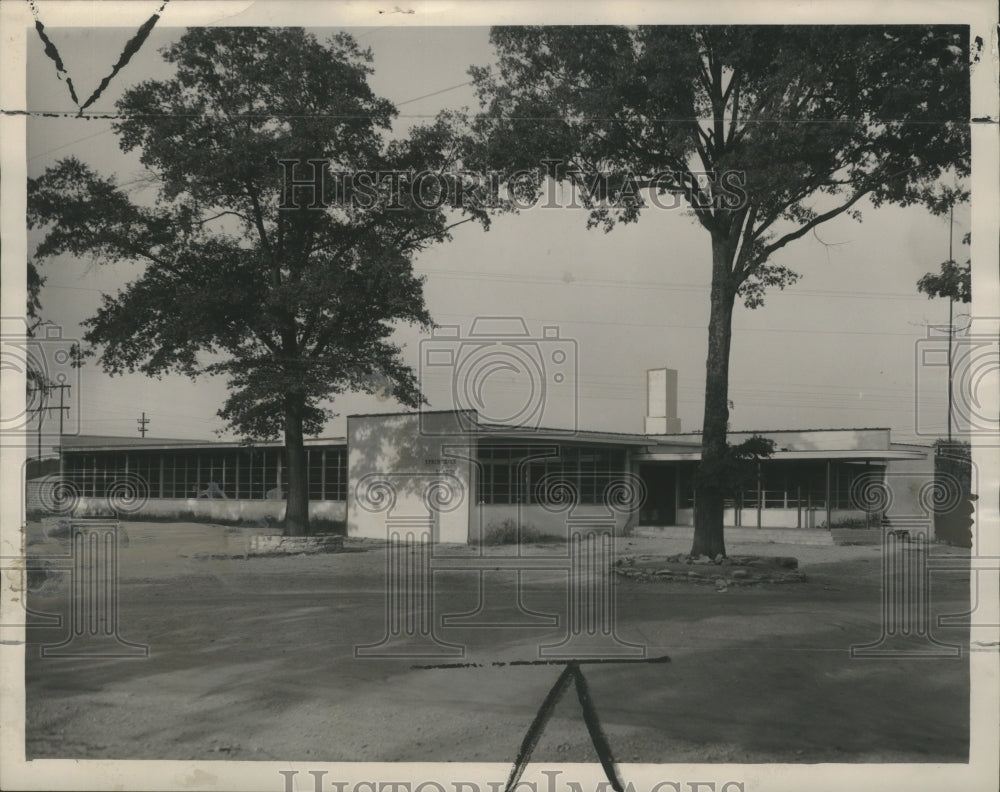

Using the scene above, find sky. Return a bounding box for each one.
[18,21,979,446]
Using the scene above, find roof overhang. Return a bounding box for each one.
[633,448,928,462]
[475,428,650,447]
[64,437,347,452]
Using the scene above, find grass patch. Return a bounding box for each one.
[820,516,882,529]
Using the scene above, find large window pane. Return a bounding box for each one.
[478,443,627,506]
[323,448,346,500]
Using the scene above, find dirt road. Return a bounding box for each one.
[23,521,971,764]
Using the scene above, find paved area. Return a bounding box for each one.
[22,521,972,764]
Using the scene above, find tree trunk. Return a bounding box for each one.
[283,393,310,536]
[690,234,737,558]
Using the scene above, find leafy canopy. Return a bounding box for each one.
[29,28,483,438]
[917,231,971,303]
[470,25,971,306]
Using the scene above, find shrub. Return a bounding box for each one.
[826,516,878,530]
[302,518,347,536]
[482,518,564,546]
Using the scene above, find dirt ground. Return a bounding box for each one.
[21,520,971,764]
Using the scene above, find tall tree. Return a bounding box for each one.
[469,25,970,557]
[28,28,483,535]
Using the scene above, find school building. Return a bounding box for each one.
[28,370,937,541]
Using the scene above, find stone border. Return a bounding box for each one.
[245,534,344,557]
[613,553,806,589]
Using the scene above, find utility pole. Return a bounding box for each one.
[57,383,66,478]
[946,202,954,445]
[27,382,72,466]
[137,412,150,438]
[48,382,71,477]
[36,396,44,460]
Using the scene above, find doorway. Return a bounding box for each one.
[638,463,676,526]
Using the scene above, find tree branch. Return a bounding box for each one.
[758,188,871,259]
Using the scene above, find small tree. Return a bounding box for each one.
[696,434,776,501]
[917,210,971,443]
[918,232,971,304]
[469,25,971,557]
[28,28,484,535]
[693,434,775,545]
[25,261,47,400]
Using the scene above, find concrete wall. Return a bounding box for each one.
[672,506,866,529]
[347,412,474,543]
[24,481,345,523]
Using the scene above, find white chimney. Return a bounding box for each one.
[645,368,682,434]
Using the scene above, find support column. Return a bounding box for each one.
[825,460,832,530]
[756,462,762,529]
[321,449,327,500]
[673,465,681,526]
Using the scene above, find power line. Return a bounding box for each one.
[24,81,474,162]
[28,123,115,161]
[419,268,930,302]
[430,311,929,337]
[396,80,474,107]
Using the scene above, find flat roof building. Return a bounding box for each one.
[26,370,937,541]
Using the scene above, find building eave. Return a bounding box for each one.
[633,448,928,462]
[62,436,346,453]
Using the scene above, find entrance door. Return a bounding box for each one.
[638,464,676,525]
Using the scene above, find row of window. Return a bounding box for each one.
[60,443,627,507]
[62,446,347,501]
[677,461,885,510]
[59,445,882,510]
[477,445,628,505]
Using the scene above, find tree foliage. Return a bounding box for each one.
[470,25,969,305]
[694,434,776,498]
[470,25,971,556]
[28,28,483,533]
[918,232,971,303]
